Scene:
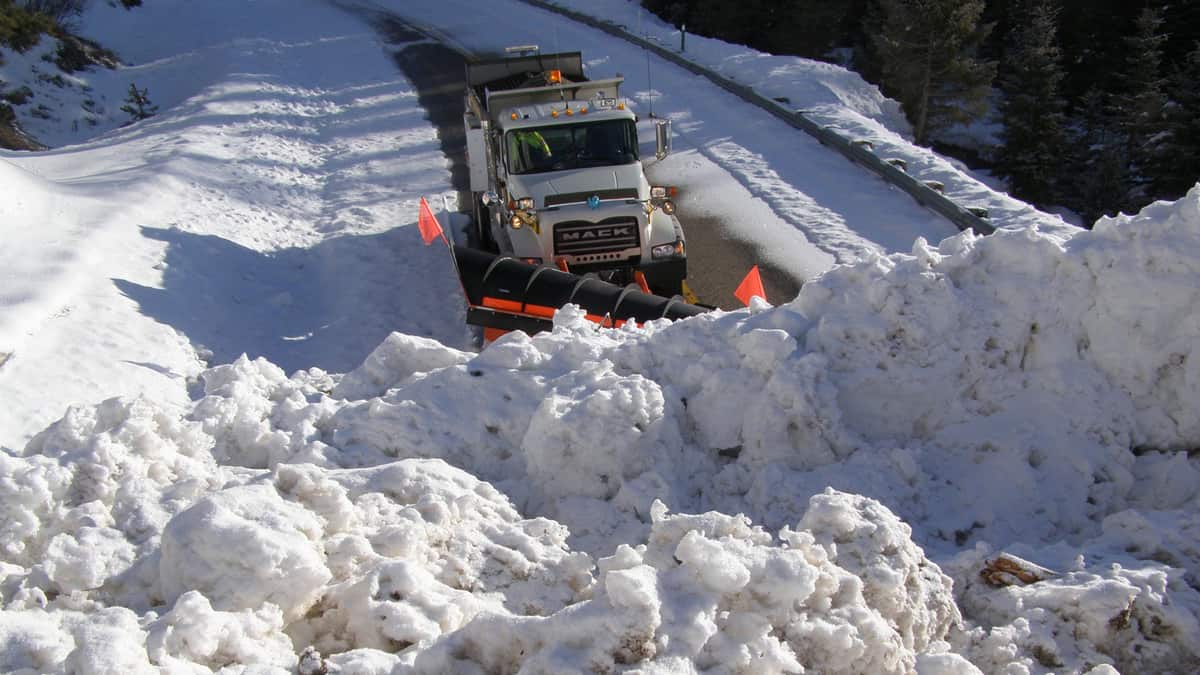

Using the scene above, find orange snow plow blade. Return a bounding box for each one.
[452,245,708,337]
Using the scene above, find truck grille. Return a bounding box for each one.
[544,188,639,208]
[553,217,641,257]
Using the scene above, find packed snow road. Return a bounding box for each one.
[339,4,803,309]
[338,0,959,309]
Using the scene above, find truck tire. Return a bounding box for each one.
[473,196,496,252]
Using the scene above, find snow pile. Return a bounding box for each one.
[2,188,1200,672]
[4,0,1200,670]
[0,394,958,672]
[308,187,1200,553]
[407,493,957,674]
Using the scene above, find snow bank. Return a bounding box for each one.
[1,0,473,450]
[408,492,957,674]
[0,405,959,673]
[0,159,75,355]
[3,188,1200,672]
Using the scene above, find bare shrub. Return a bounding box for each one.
[20,0,89,26]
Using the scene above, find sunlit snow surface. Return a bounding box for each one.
[1,0,1199,673]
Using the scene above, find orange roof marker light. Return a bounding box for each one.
[511,112,518,120]
[551,110,559,118]
[548,69,562,84]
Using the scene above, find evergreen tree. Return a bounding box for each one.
[996,0,1066,205]
[639,0,688,27]
[1160,42,1200,196]
[863,0,996,145]
[1065,88,1125,223]
[1161,0,1200,75]
[763,0,851,60]
[648,0,852,62]
[978,0,1017,62]
[0,0,54,52]
[20,0,87,26]
[1111,6,1169,208]
[1055,0,1139,102]
[687,0,765,48]
[120,83,157,122]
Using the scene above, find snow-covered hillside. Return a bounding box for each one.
[1,0,1198,673]
[1,0,474,445]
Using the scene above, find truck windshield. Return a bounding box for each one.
[506,119,639,175]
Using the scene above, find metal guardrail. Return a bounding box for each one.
[515,0,994,236]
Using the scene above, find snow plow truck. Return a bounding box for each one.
[463,48,688,297]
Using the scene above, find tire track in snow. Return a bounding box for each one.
[699,138,885,264]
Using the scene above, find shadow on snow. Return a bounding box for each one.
[116,225,469,376]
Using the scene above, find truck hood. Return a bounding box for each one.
[509,164,646,208]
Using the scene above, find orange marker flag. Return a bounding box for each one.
[734,265,766,306]
[418,197,444,245]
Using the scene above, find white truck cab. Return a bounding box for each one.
[464,50,686,295]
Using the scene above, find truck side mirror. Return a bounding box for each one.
[655,119,672,160]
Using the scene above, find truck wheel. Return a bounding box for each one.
[473,197,496,252]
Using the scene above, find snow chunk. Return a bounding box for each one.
[147,591,295,671]
[951,541,1200,673]
[0,607,153,675]
[333,332,472,400]
[796,489,961,654]
[159,483,331,623]
[282,459,593,657]
[192,355,338,468]
[1,396,219,605]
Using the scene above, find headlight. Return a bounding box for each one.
[509,211,540,233]
[651,241,684,259]
[650,186,677,214]
[517,197,535,210]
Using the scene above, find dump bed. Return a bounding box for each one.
[466,51,620,121]
[467,51,584,91]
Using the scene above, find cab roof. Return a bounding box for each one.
[497,101,634,131]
